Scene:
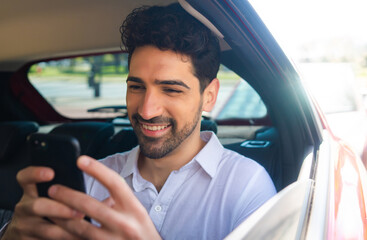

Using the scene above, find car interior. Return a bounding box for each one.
[0,0,320,230]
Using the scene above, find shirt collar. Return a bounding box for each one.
[121,145,139,178]
[120,146,155,192]
[193,131,224,178]
[120,131,224,179]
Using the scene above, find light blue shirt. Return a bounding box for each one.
[85,131,276,240]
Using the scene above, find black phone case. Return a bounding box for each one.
[28,133,86,197]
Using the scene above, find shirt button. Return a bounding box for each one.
[154,205,162,212]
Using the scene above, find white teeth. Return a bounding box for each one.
[142,124,168,131]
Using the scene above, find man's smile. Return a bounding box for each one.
[141,123,170,131]
[132,114,174,137]
[138,121,173,138]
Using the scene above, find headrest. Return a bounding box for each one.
[96,127,139,159]
[50,122,114,157]
[0,121,39,161]
[254,127,278,141]
[200,119,217,134]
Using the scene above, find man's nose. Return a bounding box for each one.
[138,89,164,120]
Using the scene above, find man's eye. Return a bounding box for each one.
[163,88,183,93]
[128,85,144,90]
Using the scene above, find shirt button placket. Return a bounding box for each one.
[154,205,162,212]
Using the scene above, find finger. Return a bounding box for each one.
[17,167,54,197]
[6,216,82,240]
[48,184,134,232]
[77,156,139,209]
[35,220,83,240]
[102,197,116,208]
[16,196,83,220]
[52,218,116,240]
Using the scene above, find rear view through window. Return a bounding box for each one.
[28,53,128,119]
[28,53,267,121]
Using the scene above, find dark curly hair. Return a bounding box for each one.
[120,3,220,93]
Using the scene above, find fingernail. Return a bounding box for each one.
[72,210,85,218]
[40,169,52,179]
[48,185,58,196]
[106,198,116,207]
[79,157,90,167]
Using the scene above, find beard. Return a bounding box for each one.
[131,102,203,159]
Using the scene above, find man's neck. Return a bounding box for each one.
[138,131,206,192]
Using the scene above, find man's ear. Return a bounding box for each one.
[202,78,220,112]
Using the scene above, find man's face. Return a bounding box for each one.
[126,45,204,159]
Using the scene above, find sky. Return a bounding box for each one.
[249,0,367,61]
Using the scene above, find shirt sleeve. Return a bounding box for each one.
[232,166,276,229]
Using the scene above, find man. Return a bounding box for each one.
[2,3,275,240]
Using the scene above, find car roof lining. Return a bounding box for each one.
[0,0,177,71]
[0,0,233,71]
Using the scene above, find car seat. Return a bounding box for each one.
[224,127,282,191]
[0,121,39,210]
[50,121,115,158]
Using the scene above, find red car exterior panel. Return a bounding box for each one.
[329,142,367,239]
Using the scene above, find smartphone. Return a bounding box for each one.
[28,133,86,197]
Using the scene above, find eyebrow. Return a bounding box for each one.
[126,76,143,83]
[155,80,190,89]
[126,76,190,90]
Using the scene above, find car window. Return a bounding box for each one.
[213,80,267,120]
[28,53,267,120]
[299,63,360,114]
[28,54,128,119]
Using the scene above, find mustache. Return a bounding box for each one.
[132,113,174,125]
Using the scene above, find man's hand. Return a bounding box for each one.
[49,155,162,240]
[2,167,83,240]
